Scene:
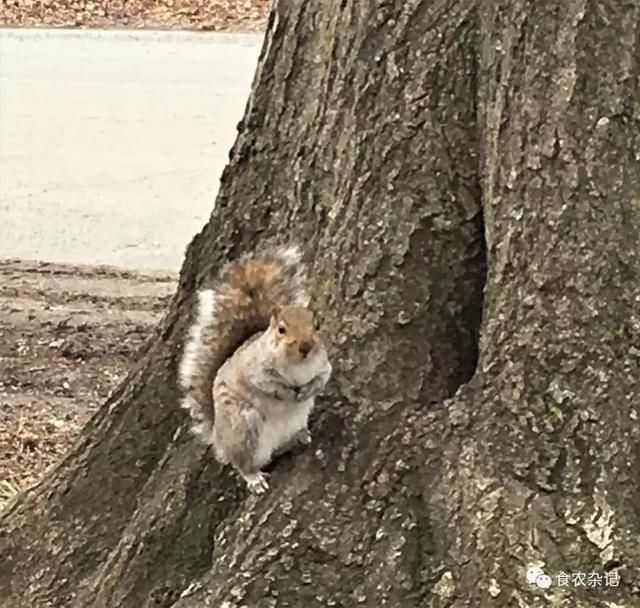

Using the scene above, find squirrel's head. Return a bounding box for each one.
[270,305,322,363]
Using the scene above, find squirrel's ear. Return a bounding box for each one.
[270,306,281,325]
[299,294,311,308]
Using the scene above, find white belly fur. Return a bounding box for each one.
[254,397,313,468]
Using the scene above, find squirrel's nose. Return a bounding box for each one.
[299,341,312,357]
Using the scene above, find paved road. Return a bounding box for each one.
[0,29,262,271]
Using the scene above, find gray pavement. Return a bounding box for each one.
[0,29,262,271]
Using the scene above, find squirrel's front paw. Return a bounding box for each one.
[296,377,325,402]
[274,386,298,401]
[244,472,269,495]
[294,387,311,402]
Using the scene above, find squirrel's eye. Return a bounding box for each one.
[278,325,287,335]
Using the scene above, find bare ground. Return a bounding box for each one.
[1,0,270,32]
[0,259,177,509]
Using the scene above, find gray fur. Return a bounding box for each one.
[177,244,332,494]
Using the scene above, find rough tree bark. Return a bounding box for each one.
[0,1,638,607]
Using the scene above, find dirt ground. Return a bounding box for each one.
[1,0,270,31]
[0,259,177,509]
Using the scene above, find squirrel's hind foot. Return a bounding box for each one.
[294,428,312,445]
[243,471,270,494]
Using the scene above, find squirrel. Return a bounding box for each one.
[178,245,332,494]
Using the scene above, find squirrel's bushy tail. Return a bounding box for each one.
[178,245,308,442]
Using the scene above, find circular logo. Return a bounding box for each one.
[526,567,544,584]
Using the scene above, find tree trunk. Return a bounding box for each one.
[431,2,640,606]
[1,1,638,607]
